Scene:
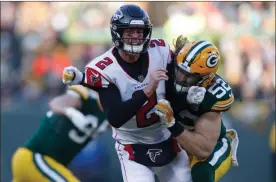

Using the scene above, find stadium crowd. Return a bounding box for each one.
[1,2,274,108]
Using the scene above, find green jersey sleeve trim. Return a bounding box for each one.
[211,94,234,111]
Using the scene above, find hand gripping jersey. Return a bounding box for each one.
[24,85,106,166]
[84,38,172,144]
[173,74,235,140]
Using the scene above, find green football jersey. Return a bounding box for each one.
[25,85,106,166]
[173,74,234,140]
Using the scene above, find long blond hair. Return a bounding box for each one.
[173,35,189,56]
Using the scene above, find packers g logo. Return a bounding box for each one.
[206,54,218,68]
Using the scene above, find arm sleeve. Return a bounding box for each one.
[165,62,175,101]
[165,62,187,113]
[97,84,149,128]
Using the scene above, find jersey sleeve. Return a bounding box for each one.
[82,53,117,89]
[210,91,234,111]
[84,66,110,88]
[201,77,235,112]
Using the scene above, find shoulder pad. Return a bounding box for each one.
[67,85,90,100]
[149,38,172,64]
[67,85,103,111]
[202,76,234,112]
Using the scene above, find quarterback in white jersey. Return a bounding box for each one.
[62,4,193,182]
[84,40,170,144]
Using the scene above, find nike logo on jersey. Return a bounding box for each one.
[146,149,162,162]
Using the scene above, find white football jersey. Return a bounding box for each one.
[84,38,172,144]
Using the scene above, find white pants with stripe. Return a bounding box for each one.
[115,142,192,182]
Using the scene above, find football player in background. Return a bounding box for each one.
[154,36,239,182]
[12,85,108,182]
[62,4,196,182]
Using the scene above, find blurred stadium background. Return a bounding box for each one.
[1,1,275,182]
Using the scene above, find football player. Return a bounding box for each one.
[62,4,194,182]
[12,85,108,182]
[154,36,239,182]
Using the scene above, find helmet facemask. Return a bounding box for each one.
[123,27,151,54]
[111,24,152,55]
[173,62,210,92]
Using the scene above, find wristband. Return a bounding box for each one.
[167,121,185,137]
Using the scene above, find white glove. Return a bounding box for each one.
[62,66,83,85]
[64,107,98,133]
[154,99,175,127]
[187,86,206,105]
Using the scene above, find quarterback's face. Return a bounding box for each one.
[122,28,144,45]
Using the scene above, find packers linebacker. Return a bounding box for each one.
[154,36,239,182]
[12,85,107,182]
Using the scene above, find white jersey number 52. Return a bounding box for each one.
[208,78,231,99]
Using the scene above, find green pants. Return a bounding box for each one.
[190,137,232,182]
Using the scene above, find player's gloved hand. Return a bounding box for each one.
[154,99,175,127]
[64,107,98,132]
[187,86,206,105]
[62,66,83,85]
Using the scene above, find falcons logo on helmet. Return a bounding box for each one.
[146,149,162,162]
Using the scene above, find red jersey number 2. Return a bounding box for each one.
[149,39,165,48]
[96,57,113,70]
[135,92,159,128]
